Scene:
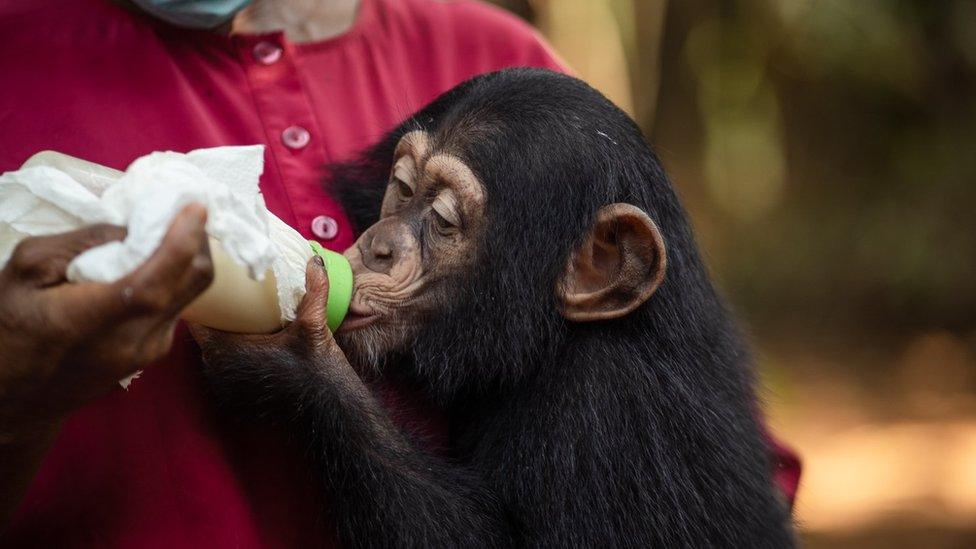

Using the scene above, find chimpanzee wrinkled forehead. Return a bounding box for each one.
[407,69,659,253]
[418,69,631,193]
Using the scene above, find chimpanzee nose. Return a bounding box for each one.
[359,226,398,275]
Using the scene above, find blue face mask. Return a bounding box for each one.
[130,0,253,29]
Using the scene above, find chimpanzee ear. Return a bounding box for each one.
[557,203,667,322]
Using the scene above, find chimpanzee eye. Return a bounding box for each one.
[395,177,414,198]
[432,208,456,233]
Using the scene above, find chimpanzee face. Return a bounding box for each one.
[336,130,488,365]
[336,123,669,370]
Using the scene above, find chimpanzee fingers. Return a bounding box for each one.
[186,322,218,348]
[186,322,264,355]
[187,321,280,359]
[187,322,289,411]
[186,323,245,400]
[293,255,330,342]
[6,224,126,287]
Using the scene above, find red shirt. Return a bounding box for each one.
[0,1,797,546]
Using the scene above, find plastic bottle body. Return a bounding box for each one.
[180,236,284,333]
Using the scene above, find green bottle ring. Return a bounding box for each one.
[308,241,353,332]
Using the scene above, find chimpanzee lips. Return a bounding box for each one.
[338,297,382,332]
[337,310,380,332]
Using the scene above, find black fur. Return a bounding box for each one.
[205,68,795,548]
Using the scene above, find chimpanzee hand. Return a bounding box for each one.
[189,256,364,420]
[0,204,213,435]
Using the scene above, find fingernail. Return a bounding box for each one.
[313,255,324,267]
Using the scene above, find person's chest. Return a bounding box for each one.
[0,13,446,254]
[0,5,450,548]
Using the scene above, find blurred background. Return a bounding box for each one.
[488,0,976,547]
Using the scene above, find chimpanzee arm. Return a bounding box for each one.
[294,359,510,547]
[192,326,511,548]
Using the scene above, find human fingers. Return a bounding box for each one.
[113,203,214,319]
[5,224,126,287]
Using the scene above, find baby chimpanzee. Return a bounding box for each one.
[192,68,796,548]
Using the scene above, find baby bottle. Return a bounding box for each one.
[20,151,352,334]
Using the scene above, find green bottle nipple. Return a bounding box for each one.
[308,241,353,332]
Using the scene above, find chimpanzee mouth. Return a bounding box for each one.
[337,311,381,332]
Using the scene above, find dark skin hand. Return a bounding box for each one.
[0,204,214,527]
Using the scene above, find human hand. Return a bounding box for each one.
[0,204,214,436]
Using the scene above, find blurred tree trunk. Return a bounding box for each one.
[631,0,668,129]
[529,0,637,116]
[491,0,668,132]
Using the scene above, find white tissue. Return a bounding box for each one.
[0,145,279,281]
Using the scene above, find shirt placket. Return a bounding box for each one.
[233,32,354,251]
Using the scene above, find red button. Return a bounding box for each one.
[311,215,339,240]
[281,125,310,150]
[252,41,282,65]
